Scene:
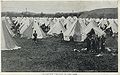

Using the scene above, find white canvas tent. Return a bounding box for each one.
[79,19,87,30]
[64,20,83,42]
[73,16,78,21]
[83,19,89,26]
[5,17,13,26]
[4,17,15,37]
[82,20,106,41]
[59,16,67,27]
[98,19,109,28]
[1,19,21,50]
[38,18,46,26]
[66,19,74,30]
[21,20,34,39]
[32,21,46,39]
[95,18,100,23]
[106,19,118,33]
[20,17,30,34]
[48,19,55,28]
[44,18,50,26]
[114,19,118,25]
[47,20,66,35]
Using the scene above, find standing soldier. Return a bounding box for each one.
[96,35,100,53]
[59,31,64,42]
[91,35,96,52]
[100,35,106,53]
[86,34,91,52]
[33,30,38,43]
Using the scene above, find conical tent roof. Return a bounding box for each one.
[48,19,55,28]
[19,17,26,24]
[64,20,82,42]
[44,18,50,26]
[73,16,78,21]
[67,16,74,23]
[13,17,18,24]
[83,19,89,26]
[11,17,16,21]
[66,19,74,30]
[20,17,30,34]
[98,19,109,28]
[14,17,23,24]
[59,16,67,26]
[5,17,13,26]
[47,20,66,35]
[82,20,106,41]
[32,21,46,39]
[106,19,118,33]
[114,19,118,25]
[39,18,46,25]
[84,20,105,35]
[4,17,15,37]
[79,19,87,31]
[22,20,34,39]
[95,18,100,22]
[1,19,21,50]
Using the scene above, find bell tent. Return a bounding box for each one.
[1,19,21,50]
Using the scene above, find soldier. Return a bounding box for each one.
[86,34,91,52]
[91,35,96,52]
[59,31,64,42]
[94,35,100,53]
[100,35,106,53]
[33,30,37,43]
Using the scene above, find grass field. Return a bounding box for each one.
[1,36,118,72]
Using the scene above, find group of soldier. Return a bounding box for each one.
[59,30,106,53]
[85,34,106,53]
[33,29,106,54]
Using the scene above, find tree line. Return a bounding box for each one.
[1,11,83,18]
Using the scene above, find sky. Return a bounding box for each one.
[1,1,118,13]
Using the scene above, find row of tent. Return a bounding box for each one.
[1,16,118,50]
[11,16,118,32]
[11,16,118,39]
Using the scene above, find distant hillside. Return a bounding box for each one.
[1,8,118,18]
[79,8,118,19]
